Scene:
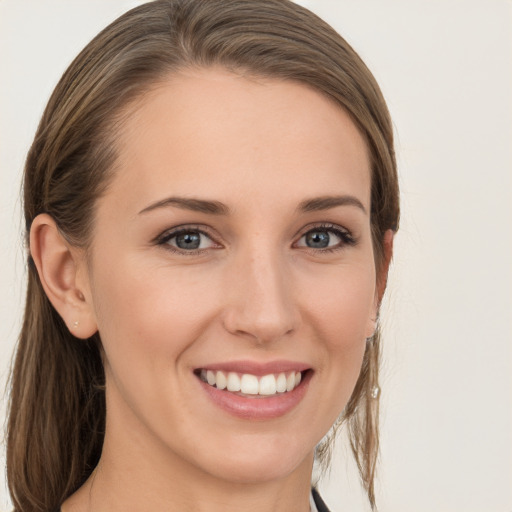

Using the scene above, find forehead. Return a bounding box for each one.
[105,68,371,215]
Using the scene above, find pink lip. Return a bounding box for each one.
[196,366,313,421]
[197,359,310,376]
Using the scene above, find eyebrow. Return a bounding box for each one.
[138,197,230,215]
[138,194,367,216]
[297,195,367,214]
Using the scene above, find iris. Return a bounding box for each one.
[305,230,330,248]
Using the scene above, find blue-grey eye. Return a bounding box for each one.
[175,232,201,249]
[296,227,346,249]
[305,231,331,248]
[162,229,216,251]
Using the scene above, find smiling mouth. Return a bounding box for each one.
[195,369,306,397]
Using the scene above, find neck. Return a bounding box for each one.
[62,398,314,512]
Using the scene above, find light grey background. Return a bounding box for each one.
[1,1,511,511]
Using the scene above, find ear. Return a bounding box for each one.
[366,229,395,338]
[30,214,98,339]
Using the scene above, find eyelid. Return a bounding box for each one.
[153,222,356,255]
[293,223,357,250]
[154,224,222,253]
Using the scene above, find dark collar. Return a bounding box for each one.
[312,487,331,512]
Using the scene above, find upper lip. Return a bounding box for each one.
[195,360,311,376]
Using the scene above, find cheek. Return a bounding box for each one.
[89,258,223,369]
[306,262,376,343]
[88,260,226,434]
[302,263,376,403]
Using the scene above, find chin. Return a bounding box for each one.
[187,432,315,485]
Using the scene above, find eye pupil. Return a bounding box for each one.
[306,231,330,248]
[176,232,201,249]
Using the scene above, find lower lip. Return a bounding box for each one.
[198,371,312,420]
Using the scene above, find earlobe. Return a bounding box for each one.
[30,214,98,339]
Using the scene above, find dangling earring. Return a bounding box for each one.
[366,335,380,399]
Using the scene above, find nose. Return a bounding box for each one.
[221,247,299,344]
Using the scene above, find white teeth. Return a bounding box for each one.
[206,370,216,386]
[240,374,259,394]
[276,373,287,393]
[259,374,277,395]
[200,370,304,396]
[227,372,241,392]
[286,372,295,391]
[216,370,227,390]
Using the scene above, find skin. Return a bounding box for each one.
[31,68,393,512]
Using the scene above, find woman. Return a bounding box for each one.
[7,1,399,511]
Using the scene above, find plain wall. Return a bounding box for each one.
[1,1,511,511]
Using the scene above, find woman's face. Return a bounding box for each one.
[81,68,379,484]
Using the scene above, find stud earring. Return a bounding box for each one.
[73,320,79,329]
[370,386,380,399]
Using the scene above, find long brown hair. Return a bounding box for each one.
[7,1,400,510]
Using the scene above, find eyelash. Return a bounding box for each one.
[155,223,357,255]
[155,225,218,255]
[297,223,357,253]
